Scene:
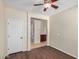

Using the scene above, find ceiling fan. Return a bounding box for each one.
[33,0,58,11]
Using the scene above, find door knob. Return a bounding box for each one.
[20,37,23,39]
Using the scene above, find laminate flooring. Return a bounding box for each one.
[5,46,76,59]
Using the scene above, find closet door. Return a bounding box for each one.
[7,18,25,54]
[34,20,41,44]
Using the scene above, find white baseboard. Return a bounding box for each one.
[50,45,77,58]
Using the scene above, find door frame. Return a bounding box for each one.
[31,18,47,44]
[27,12,50,51]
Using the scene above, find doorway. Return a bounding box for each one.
[31,18,48,49]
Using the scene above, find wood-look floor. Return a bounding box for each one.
[5,46,76,59]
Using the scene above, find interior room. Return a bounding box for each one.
[0,0,78,59]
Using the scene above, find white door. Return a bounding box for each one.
[7,18,26,54]
[34,20,41,44]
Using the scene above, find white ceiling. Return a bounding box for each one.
[4,0,78,16]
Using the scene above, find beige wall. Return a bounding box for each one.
[49,6,78,58]
[0,1,7,59]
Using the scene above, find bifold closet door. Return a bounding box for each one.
[34,20,41,44]
[7,19,26,54]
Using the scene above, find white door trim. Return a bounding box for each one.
[27,12,50,51]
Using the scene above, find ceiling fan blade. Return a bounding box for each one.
[34,4,43,6]
[43,8,48,11]
[51,0,58,2]
[51,4,58,9]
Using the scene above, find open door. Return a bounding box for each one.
[31,18,47,49]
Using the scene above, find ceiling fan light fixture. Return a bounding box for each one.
[44,3,51,8]
[33,0,59,12]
